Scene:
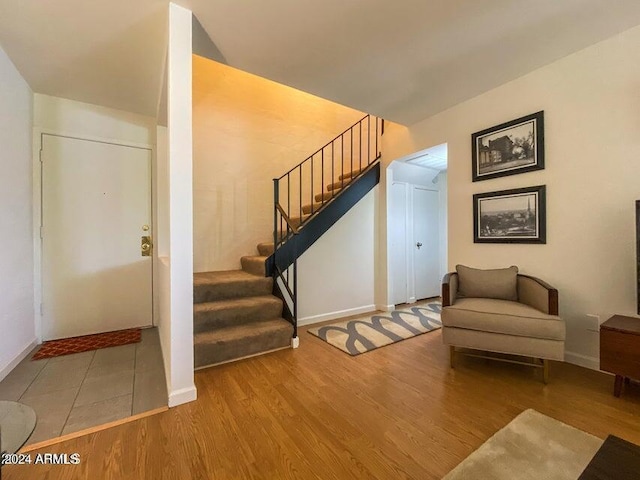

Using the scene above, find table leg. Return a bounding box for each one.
[614,375,624,397]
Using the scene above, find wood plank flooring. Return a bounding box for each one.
[4,325,640,479]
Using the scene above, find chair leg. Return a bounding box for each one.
[450,346,456,369]
[543,359,549,384]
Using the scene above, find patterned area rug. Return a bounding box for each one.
[32,328,141,360]
[308,300,441,355]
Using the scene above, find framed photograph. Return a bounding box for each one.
[472,111,544,182]
[473,185,546,244]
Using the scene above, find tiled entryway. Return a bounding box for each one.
[0,327,167,445]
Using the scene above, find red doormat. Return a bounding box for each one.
[32,328,142,360]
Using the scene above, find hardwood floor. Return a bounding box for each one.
[5,325,640,479]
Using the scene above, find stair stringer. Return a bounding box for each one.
[267,161,380,276]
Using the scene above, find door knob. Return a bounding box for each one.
[141,236,152,256]
[416,242,423,249]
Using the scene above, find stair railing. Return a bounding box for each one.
[272,114,382,340]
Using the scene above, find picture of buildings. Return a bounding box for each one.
[477,120,537,175]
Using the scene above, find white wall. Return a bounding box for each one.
[389,161,440,186]
[437,171,448,281]
[155,125,171,390]
[0,44,35,380]
[165,2,196,406]
[192,56,365,272]
[382,25,640,369]
[297,189,376,325]
[34,94,155,145]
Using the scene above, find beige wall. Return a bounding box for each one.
[381,25,640,368]
[192,55,365,272]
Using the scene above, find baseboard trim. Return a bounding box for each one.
[375,304,395,312]
[565,351,599,371]
[298,304,377,326]
[0,338,38,382]
[194,345,290,371]
[168,385,197,407]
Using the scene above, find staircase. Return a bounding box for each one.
[193,114,382,369]
[193,242,293,368]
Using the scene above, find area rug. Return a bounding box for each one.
[32,328,141,360]
[308,301,441,355]
[443,409,603,480]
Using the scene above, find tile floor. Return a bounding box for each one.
[0,327,167,445]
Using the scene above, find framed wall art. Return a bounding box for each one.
[473,185,546,244]
[472,111,544,182]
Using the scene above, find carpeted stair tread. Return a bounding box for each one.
[327,177,353,191]
[241,255,268,276]
[287,215,310,228]
[194,270,272,303]
[257,242,275,256]
[194,318,293,368]
[314,190,342,202]
[194,295,283,332]
[302,202,325,215]
[338,168,364,180]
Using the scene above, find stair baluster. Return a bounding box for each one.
[271,114,382,343]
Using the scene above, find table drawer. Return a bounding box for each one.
[600,329,640,379]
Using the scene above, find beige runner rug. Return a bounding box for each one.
[443,409,603,480]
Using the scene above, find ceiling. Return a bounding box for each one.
[2,1,640,123]
[0,0,168,117]
[405,144,448,171]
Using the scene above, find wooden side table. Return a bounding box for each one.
[600,315,640,397]
[578,435,640,479]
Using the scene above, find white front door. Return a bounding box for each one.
[413,187,440,300]
[41,135,153,340]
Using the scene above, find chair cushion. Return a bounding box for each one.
[456,264,518,301]
[441,297,565,341]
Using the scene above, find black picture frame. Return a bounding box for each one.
[472,111,544,182]
[473,185,546,244]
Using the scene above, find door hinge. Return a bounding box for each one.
[40,226,43,239]
[39,148,43,163]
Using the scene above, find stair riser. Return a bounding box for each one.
[194,301,283,333]
[290,216,307,228]
[302,202,324,215]
[314,190,341,202]
[194,325,292,368]
[338,168,364,181]
[241,257,266,276]
[194,277,273,304]
[327,177,353,191]
[257,243,275,256]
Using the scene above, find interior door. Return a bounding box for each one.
[41,135,152,340]
[389,182,408,305]
[413,187,440,300]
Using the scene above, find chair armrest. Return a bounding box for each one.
[517,274,558,315]
[442,272,458,307]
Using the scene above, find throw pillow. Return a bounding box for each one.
[456,264,518,301]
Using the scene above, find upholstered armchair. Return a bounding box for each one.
[441,265,565,383]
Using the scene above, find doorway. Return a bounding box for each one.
[40,134,153,340]
[387,144,447,306]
